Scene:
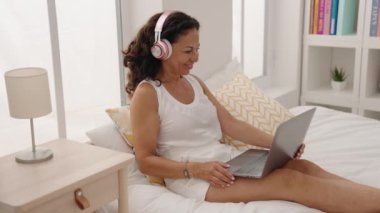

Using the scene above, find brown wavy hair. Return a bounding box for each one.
[123,11,200,98]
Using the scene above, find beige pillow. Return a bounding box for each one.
[213,72,293,149]
[106,106,165,186]
[105,107,135,147]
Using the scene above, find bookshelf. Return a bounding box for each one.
[301,0,380,119]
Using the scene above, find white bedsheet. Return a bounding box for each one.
[101,106,380,213]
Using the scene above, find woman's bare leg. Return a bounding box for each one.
[205,169,380,213]
[283,159,347,180]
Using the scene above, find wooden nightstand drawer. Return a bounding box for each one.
[29,172,118,213]
[0,140,133,213]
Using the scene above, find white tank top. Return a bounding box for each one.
[141,75,234,163]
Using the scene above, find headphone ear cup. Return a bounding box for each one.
[151,42,164,59]
[151,39,172,60]
[161,39,172,60]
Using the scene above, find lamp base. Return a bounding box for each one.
[15,147,54,164]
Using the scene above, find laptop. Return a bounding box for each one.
[227,107,316,178]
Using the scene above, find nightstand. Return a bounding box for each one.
[0,139,134,213]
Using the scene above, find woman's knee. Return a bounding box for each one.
[284,159,319,174]
[269,169,306,188]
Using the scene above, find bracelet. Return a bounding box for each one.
[183,162,190,179]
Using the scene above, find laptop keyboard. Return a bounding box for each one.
[236,152,267,174]
[227,149,269,178]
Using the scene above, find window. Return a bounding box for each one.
[0,0,123,156]
[55,0,121,141]
[233,0,267,79]
[0,0,58,156]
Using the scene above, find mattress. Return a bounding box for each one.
[99,106,380,213]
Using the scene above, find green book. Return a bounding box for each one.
[336,0,358,35]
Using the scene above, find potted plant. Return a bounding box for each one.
[330,66,347,91]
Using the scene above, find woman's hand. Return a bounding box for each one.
[294,143,305,159]
[189,161,235,188]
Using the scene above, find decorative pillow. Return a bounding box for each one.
[86,123,133,154]
[213,72,293,149]
[105,106,165,186]
[105,107,135,147]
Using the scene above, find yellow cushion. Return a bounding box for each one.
[213,72,293,149]
[105,107,134,147]
[106,106,165,186]
[148,176,166,186]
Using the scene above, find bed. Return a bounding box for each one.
[87,60,380,212]
[88,105,380,213]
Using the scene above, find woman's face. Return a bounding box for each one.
[162,28,200,76]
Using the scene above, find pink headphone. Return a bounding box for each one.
[151,11,173,60]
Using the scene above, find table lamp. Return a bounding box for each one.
[4,67,54,163]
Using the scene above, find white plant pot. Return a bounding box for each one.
[331,80,347,91]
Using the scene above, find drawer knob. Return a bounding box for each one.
[74,188,90,210]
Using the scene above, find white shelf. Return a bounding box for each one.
[304,35,361,47]
[302,84,359,107]
[367,93,380,99]
[359,108,380,120]
[360,94,380,111]
[363,38,380,49]
[301,0,380,119]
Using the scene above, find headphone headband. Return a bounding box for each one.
[151,11,174,60]
[154,11,173,42]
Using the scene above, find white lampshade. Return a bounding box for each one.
[4,67,52,119]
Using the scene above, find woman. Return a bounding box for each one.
[124,11,380,212]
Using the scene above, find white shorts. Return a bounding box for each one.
[165,146,246,200]
[165,177,210,200]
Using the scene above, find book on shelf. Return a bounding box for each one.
[318,0,326,34]
[336,0,358,35]
[378,1,380,36]
[324,0,332,34]
[313,0,320,34]
[330,0,339,35]
[310,0,315,33]
[370,0,379,37]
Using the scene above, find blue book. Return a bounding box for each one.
[336,0,358,35]
[370,0,379,36]
[330,0,339,35]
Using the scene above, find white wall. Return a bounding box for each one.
[163,0,233,80]
[121,0,163,48]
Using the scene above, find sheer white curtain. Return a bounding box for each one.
[55,0,120,141]
[0,0,57,156]
[0,0,121,156]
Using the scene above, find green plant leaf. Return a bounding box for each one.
[331,67,347,82]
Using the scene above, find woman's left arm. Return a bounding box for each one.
[192,75,273,149]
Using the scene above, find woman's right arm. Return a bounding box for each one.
[131,83,184,179]
[131,83,234,187]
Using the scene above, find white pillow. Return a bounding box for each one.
[86,123,133,154]
[86,124,148,186]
